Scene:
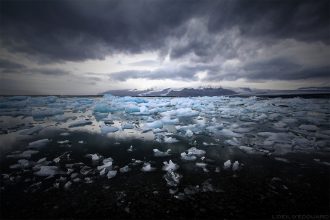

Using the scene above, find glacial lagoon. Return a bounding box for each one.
[1,95,329,218]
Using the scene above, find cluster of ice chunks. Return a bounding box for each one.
[1,95,329,153]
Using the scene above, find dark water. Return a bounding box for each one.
[1,95,330,219]
[1,130,329,219]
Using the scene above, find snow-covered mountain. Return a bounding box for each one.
[101,87,236,97]
[101,86,330,97]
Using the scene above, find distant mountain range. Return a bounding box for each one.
[101,87,236,97]
[101,86,330,97]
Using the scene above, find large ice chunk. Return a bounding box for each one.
[153,149,171,157]
[162,160,179,172]
[28,139,50,149]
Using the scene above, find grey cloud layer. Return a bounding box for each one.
[0,0,329,83]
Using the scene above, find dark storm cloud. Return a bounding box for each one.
[0,58,26,73]
[0,0,209,62]
[1,0,329,87]
[1,0,328,63]
[243,59,330,81]
[206,58,330,81]
[110,65,211,81]
[208,0,330,43]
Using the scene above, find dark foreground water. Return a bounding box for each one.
[0,95,329,219]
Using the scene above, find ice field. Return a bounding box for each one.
[1,95,329,218]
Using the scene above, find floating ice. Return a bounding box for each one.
[223,160,232,170]
[57,140,70,144]
[299,124,318,131]
[162,160,179,172]
[7,150,39,159]
[97,157,113,174]
[122,123,134,129]
[127,145,134,152]
[218,129,243,138]
[144,120,163,130]
[232,161,240,171]
[107,170,117,179]
[185,129,193,137]
[100,124,119,134]
[238,146,256,154]
[32,109,64,119]
[196,162,207,168]
[10,159,32,169]
[163,136,179,143]
[28,139,50,149]
[180,152,197,161]
[68,120,92,128]
[34,166,59,177]
[19,126,43,135]
[86,153,102,161]
[163,171,182,187]
[119,165,131,173]
[141,162,156,172]
[187,147,206,156]
[64,181,72,190]
[274,157,290,163]
[153,149,171,157]
[180,147,206,161]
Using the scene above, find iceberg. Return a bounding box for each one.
[232,161,240,171]
[141,162,156,172]
[68,120,92,128]
[163,171,182,187]
[153,149,171,157]
[162,160,179,172]
[119,165,131,173]
[223,160,232,170]
[107,170,117,179]
[34,166,59,177]
[28,139,50,149]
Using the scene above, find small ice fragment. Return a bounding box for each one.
[187,147,206,156]
[64,181,72,190]
[127,145,134,152]
[163,171,182,187]
[100,124,119,134]
[196,162,207,168]
[223,160,232,170]
[274,157,290,163]
[141,162,156,172]
[80,166,92,175]
[6,150,39,159]
[122,123,134,130]
[107,170,117,179]
[97,161,113,171]
[78,140,84,144]
[34,166,58,177]
[119,165,131,173]
[86,153,102,161]
[180,152,197,161]
[28,139,49,149]
[36,157,47,163]
[153,149,171,157]
[169,188,178,195]
[299,124,318,131]
[163,136,179,143]
[185,129,193,137]
[57,140,70,144]
[162,160,179,172]
[68,120,92,128]
[238,146,255,154]
[60,132,70,136]
[232,161,239,171]
[215,167,220,173]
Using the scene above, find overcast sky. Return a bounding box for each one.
[0,0,329,95]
